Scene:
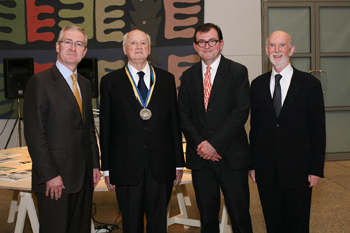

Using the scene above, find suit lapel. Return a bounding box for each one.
[261,71,276,117]
[208,57,226,104]
[194,63,206,114]
[279,69,302,118]
[78,75,88,120]
[147,68,161,111]
[118,67,143,116]
[51,65,82,120]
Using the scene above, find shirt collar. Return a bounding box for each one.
[272,63,293,79]
[56,60,77,81]
[201,55,221,74]
[127,62,150,77]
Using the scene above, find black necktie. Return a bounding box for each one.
[137,71,147,102]
[273,74,282,117]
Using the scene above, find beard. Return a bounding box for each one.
[269,53,289,68]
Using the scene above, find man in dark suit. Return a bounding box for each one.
[99,29,185,233]
[23,25,101,233]
[249,31,326,233]
[178,23,253,233]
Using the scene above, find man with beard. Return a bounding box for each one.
[249,31,326,233]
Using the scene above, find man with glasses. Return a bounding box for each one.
[24,25,100,233]
[178,23,253,233]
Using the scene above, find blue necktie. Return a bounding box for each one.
[138,71,148,102]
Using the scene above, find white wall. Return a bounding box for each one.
[205,0,262,132]
[205,0,262,83]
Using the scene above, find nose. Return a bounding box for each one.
[274,44,279,52]
[70,43,76,51]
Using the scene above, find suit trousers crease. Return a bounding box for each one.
[115,169,173,233]
[36,171,93,233]
[192,160,253,233]
[257,171,312,233]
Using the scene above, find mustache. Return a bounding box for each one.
[271,53,283,56]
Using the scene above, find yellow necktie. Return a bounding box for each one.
[72,73,83,118]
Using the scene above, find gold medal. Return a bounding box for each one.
[140,108,152,120]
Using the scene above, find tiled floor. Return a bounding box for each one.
[0,161,349,233]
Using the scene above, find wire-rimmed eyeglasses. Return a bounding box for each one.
[59,39,86,49]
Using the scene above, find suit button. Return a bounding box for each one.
[144,127,148,130]
[143,145,147,149]
[276,124,279,127]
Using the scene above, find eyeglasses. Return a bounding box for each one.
[196,39,220,48]
[59,39,86,49]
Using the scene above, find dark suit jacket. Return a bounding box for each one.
[178,55,251,171]
[24,64,100,193]
[249,68,326,189]
[99,66,185,186]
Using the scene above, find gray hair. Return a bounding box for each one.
[57,25,88,47]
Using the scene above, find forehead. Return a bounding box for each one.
[126,30,148,42]
[196,28,219,40]
[62,29,85,41]
[268,32,290,44]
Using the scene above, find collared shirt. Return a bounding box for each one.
[56,60,82,99]
[269,63,293,106]
[201,55,221,85]
[127,62,151,90]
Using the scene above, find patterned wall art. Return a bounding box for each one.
[0,0,204,119]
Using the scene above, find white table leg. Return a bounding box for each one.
[219,203,232,233]
[91,218,95,233]
[7,190,19,223]
[14,192,39,233]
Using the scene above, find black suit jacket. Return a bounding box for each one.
[99,66,185,186]
[24,64,100,193]
[178,56,251,171]
[249,68,326,189]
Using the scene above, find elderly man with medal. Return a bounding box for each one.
[99,29,185,233]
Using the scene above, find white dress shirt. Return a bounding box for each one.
[269,63,294,106]
[56,60,82,99]
[201,55,221,85]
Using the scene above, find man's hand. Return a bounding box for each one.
[308,175,321,187]
[93,168,101,188]
[249,170,256,183]
[45,175,65,200]
[173,169,183,186]
[197,140,222,161]
[104,176,115,191]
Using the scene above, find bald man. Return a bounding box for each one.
[249,31,326,233]
[99,29,185,233]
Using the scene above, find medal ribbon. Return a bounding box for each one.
[125,64,156,108]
